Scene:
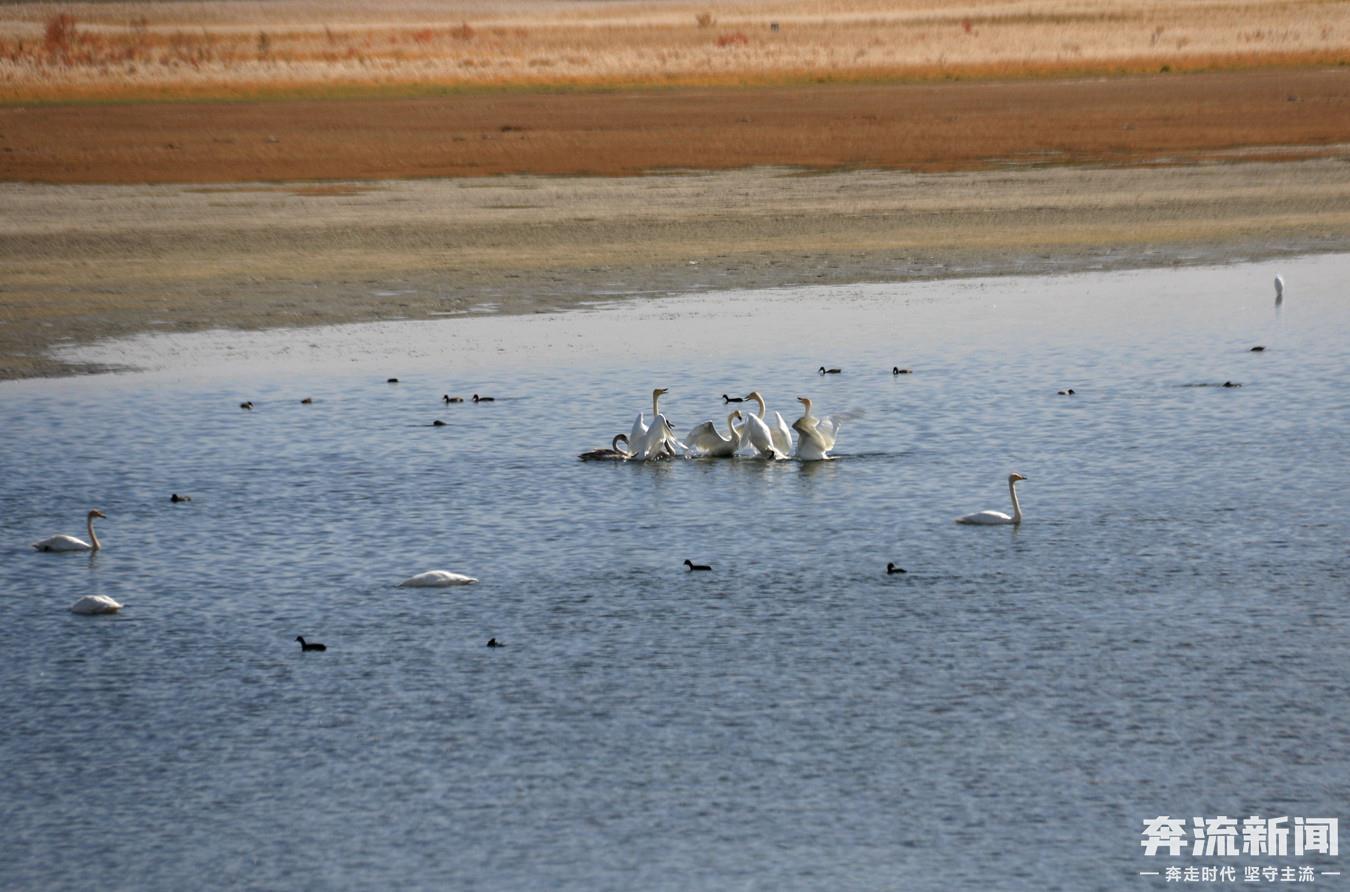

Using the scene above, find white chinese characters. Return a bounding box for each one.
[1142,816,1338,858]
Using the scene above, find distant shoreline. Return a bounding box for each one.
[4,158,1348,381]
[6,66,1350,382]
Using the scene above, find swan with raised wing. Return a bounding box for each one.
[630,387,668,448]
[742,391,789,459]
[633,414,683,461]
[791,396,840,461]
[955,473,1027,525]
[685,411,744,458]
[33,510,106,552]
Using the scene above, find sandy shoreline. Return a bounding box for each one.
[6,69,1350,381]
[4,158,1349,380]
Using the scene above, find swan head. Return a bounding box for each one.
[88,509,107,520]
[796,396,813,411]
[1009,473,1027,484]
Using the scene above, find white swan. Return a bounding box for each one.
[1274,274,1284,305]
[579,434,633,461]
[745,391,793,455]
[33,510,106,552]
[70,595,122,614]
[955,473,1027,525]
[629,387,668,448]
[633,414,683,461]
[741,391,788,459]
[791,396,840,461]
[399,570,479,587]
[685,410,744,457]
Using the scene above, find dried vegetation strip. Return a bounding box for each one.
[2,0,1349,100]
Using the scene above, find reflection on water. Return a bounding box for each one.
[2,256,1348,891]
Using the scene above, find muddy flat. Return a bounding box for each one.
[4,70,1349,183]
[5,156,1349,379]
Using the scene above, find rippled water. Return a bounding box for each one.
[2,256,1348,891]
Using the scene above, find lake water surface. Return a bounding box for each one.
[2,256,1347,890]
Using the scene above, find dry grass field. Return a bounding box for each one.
[2,0,1348,101]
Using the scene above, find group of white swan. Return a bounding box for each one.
[584,389,1029,523]
[30,510,124,613]
[586,388,841,462]
[32,508,478,614]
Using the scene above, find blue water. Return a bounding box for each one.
[2,257,1347,890]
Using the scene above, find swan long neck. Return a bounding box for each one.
[1008,478,1023,524]
[612,434,631,456]
[748,392,766,419]
[87,513,101,551]
[651,389,664,417]
[799,397,813,420]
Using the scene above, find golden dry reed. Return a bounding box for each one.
[2,0,1349,101]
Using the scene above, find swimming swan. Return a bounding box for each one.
[742,391,789,459]
[296,636,327,651]
[955,473,1027,525]
[685,411,744,458]
[33,510,106,552]
[1274,274,1284,305]
[633,414,683,461]
[70,595,122,614]
[791,396,840,461]
[630,388,668,449]
[579,434,634,461]
[399,570,479,587]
